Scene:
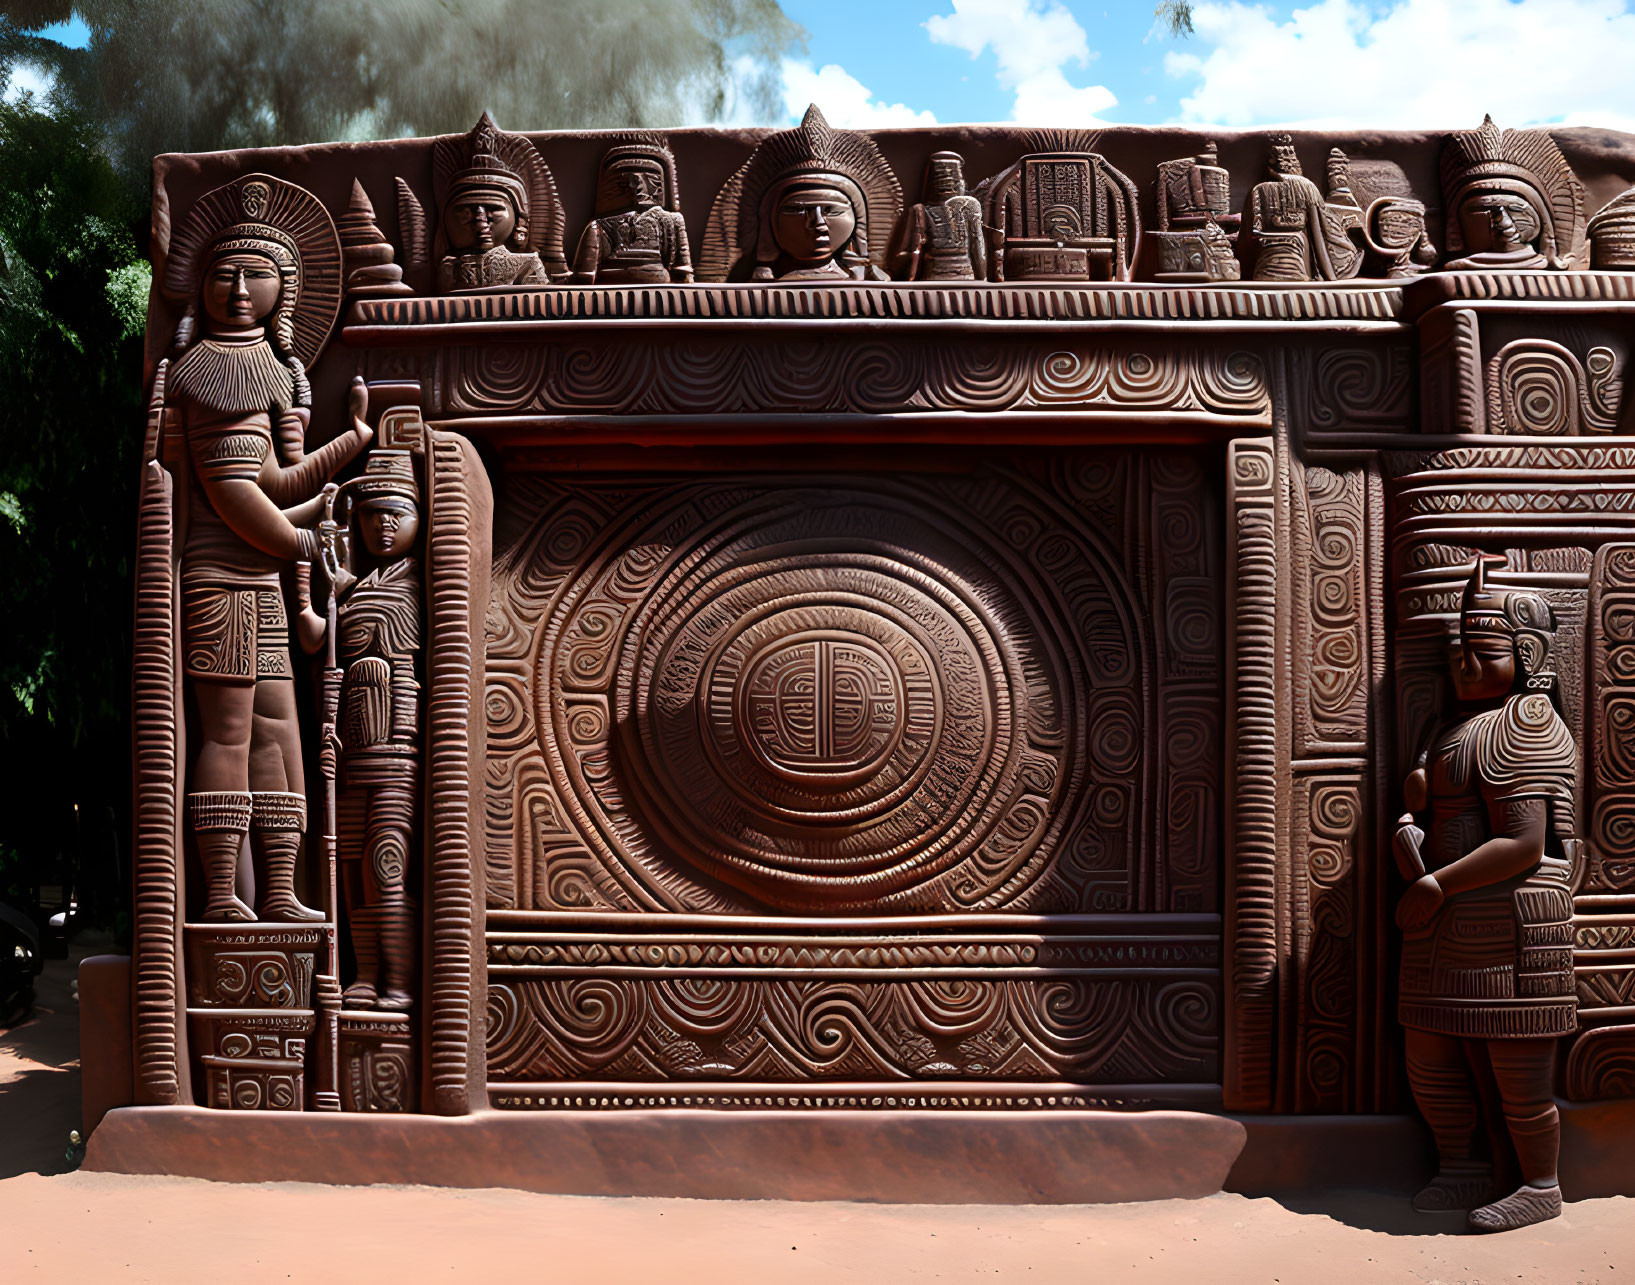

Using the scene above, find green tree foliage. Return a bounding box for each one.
[0,89,144,920]
[6,1,803,187]
[0,2,802,930]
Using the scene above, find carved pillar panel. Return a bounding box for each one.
[423,429,492,1114]
[1569,542,1635,1099]
[1286,460,1390,1112]
[1224,437,1283,1111]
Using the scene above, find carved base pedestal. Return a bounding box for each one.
[188,1009,314,1111]
[183,922,329,1111]
[339,1011,415,1113]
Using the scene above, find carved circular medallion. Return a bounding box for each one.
[532,479,1153,912]
[733,629,912,788]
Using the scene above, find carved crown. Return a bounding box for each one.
[432,113,568,278]
[1441,115,1586,268]
[697,104,904,281]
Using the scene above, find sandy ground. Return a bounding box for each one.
[4,952,1635,1283]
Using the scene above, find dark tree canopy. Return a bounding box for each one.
[0,91,143,921]
[4,1,803,186]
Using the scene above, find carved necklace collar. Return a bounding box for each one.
[169,335,295,415]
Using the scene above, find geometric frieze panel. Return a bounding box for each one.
[438,338,1269,422]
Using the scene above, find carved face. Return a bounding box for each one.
[1458,191,1541,255]
[1452,626,1517,702]
[446,192,518,254]
[615,165,662,210]
[773,184,857,265]
[358,501,419,560]
[202,251,282,331]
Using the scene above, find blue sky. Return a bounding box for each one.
[24,4,1635,132]
[769,0,1635,131]
[782,0,1177,124]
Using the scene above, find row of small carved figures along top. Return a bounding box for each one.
[341,109,1634,289]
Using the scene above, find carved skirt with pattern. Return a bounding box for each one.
[182,574,292,684]
[1398,855,1577,1039]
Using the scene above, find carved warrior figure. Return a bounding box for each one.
[978,135,1141,282]
[698,104,903,282]
[1441,116,1586,271]
[1394,556,1578,1232]
[1152,142,1240,282]
[1243,135,1364,282]
[889,151,985,281]
[433,112,567,291]
[298,452,423,1012]
[571,139,693,284]
[158,173,369,923]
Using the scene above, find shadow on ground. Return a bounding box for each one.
[0,946,92,1179]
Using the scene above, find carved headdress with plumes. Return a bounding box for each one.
[163,173,342,374]
[432,112,567,279]
[1441,115,1586,269]
[698,104,903,281]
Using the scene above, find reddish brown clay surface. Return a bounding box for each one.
[83,1103,1245,1203]
[3,1172,1633,1284]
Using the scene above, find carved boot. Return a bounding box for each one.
[190,792,254,922]
[1412,1166,1498,1213]
[343,905,379,1010]
[375,899,416,1012]
[250,792,324,923]
[1468,1183,1563,1232]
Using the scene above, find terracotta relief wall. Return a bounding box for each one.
[117,108,1635,1226]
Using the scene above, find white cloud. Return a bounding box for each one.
[925,0,1118,125]
[3,60,55,105]
[1167,0,1635,129]
[780,60,938,128]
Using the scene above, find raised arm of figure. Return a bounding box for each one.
[259,379,374,506]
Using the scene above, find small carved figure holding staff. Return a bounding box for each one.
[1395,555,1578,1231]
[298,451,423,1012]
[160,173,369,924]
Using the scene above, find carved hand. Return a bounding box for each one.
[1393,814,1427,882]
[320,721,340,779]
[1396,873,1444,930]
[348,376,373,445]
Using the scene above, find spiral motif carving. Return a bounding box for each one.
[524,477,1156,913]
[1488,339,1594,436]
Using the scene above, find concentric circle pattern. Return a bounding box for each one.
[534,480,1144,912]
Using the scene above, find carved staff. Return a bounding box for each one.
[299,481,346,1111]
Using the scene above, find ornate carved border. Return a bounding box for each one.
[131,363,183,1106]
[423,429,492,1113]
[1225,437,1281,1111]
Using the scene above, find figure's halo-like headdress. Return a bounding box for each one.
[432,112,568,278]
[163,172,342,370]
[1441,115,1586,269]
[698,104,904,282]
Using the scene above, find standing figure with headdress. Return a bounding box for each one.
[1441,116,1586,272]
[158,174,372,923]
[1243,134,1363,282]
[698,105,903,283]
[1394,555,1579,1232]
[297,451,423,1012]
[890,151,985,282]
[571,139,693,284]
[434,112,568,291]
